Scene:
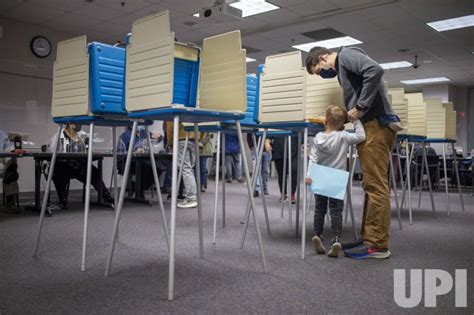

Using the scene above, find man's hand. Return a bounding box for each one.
[151,132,161,139]
[305,177,312,185]
[347,107,363,122]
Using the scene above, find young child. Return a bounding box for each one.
[305,105,366,257]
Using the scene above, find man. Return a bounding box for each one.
[306,46,398,259]
[0,131,20,214]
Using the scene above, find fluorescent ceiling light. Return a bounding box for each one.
[230,0,280,18]
[427,14,474,32]
[380,61,412,70]
[400,77,450,85]
[193,13,200,17]
[246,57,256,62]
[292,36,363,52]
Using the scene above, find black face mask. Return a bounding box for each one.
[319,68,337,79]
[74,125,82,132]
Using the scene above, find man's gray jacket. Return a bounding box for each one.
[336,46,396,124]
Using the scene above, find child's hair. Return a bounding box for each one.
[325,105,347,129]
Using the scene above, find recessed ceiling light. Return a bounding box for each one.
[427,14,474,32]
[400,77,450,85]
[292,36,363,52]
[193,13,200,18]
[379,61,412,70]
[230,0,280,18]
[246,57,256,62]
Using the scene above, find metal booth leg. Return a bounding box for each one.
[301,127,308,259]
[146,126,170,251]
[442,143,450,215]
[451,142,465,212]
[105,121,138,276]
[422,142,436,218]
[33,124,62,257]
[194,123,204,259]
[81,122,95,271]
[212,131,221,244]
[280,137,288,218]
[236,121,267,272]
[389,146,402,230]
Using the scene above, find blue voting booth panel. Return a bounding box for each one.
[240,64,264,125]
[241,75,258,125]
[88,42,127,116]
[172,57,199,107]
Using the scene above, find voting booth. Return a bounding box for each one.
[405,92,427,137]
[258,50,343,123]
[51,36,127,118]
[425,98,457,140]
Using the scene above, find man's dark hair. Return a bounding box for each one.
[305,46,332,74]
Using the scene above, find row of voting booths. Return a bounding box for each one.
[34,9,464,301]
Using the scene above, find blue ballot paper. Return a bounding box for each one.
[309,164,350,200]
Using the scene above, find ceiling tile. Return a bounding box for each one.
[41,12,103,34]
[287,1,339,16]
[6,2,66,24]
[0,0,24,12]
[28,0,85,12]
[71,3,126,22]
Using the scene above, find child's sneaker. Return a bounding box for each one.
[312,235,326,254]
[328,237,341,258]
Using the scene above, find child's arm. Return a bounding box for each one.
[306,138,319,184]
[344,119,366,145]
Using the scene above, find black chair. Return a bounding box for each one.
[413,154,440,190]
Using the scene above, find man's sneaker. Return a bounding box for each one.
[290,193,296,204]
[237,177,244,183]
[263,189,269,195]
[343,243,391,259]
[253,191,259,197]
[226,178,232,184]
[177,198,198,209]
[328,237,342,258]
[341,239,363,250]
[311,235,326,254]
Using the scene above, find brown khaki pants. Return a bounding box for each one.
[356,120,396,248]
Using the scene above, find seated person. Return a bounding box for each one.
[0,131,20,213]
[117,126,164,200]
[48,124,114,208]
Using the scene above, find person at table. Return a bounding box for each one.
[306,46,398,259]
[305,105,366,258]
[165,121,198,208]
[224,134,243,183]
[0,130,20,214]
[247,133,272,197]
[117,125,164,199]
[199,132,213,192]
[48,124,114,208]
[271,136,298,203]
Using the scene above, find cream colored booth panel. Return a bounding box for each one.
[405,93,427,137]
[199,30,246,113]
[388,87,408,134]
[305,75,343,120]
[444,103,457,140]
[125,11,175,112]
[425,99,457,140]
[259,51,306,123]
[51,35,90,117]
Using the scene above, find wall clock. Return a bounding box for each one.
[30,36,52,58]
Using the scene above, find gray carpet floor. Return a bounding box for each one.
[0,179,473,314]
